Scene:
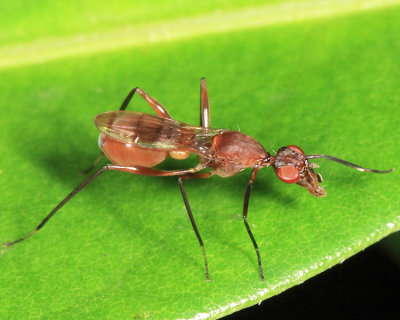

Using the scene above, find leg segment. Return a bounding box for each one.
[200,78,210,128]
[243,168,265,280]
[4,166,108,247]
[120,87,172,118]
[4,164,203,248]
[178,176,210,281]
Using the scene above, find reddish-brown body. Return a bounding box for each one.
[4,79,392,282]
[95,111,271,179]
[95,110,326,198]
[210,131,269,177]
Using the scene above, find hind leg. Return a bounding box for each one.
[119,87,172,118]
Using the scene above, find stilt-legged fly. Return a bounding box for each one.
[3,78,393,281]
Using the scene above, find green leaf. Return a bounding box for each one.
[0,1,399,319]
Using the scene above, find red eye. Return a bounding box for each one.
[287,145,305,155]
[276,165,300,184]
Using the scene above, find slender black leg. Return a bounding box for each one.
[119,87,137,111]
[4,166,109,247]
[178,176,210,281]
[4,164,204,248]
[243,168,264,280]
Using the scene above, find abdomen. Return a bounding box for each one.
[95,111,195,167]
[98,133,168,167]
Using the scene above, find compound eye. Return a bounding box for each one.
[287,145,305,155]
[276,165,300,184]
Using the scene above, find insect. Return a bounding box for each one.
[3,78,393,281]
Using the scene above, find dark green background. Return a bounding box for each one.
[0,1,399,319]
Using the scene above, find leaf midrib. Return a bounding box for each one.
[0,0,399,70]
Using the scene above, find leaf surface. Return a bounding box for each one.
[0,1,399,319]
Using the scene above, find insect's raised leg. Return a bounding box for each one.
[178,175,210,281]
[200,78,210,128]
[4,165,203,248]
[243,168,264,280]
[120,87,172,118]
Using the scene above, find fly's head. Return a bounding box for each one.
[273,145,326,197]
[271,145,394,197]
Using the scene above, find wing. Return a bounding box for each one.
[95,111,226,153]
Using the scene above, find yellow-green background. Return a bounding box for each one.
[0,1,399,319]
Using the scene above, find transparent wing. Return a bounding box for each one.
[95,111,225,153]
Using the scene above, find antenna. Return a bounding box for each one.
[306,154,394,174]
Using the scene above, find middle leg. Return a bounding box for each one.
[242,168,265,280]
[178,175,210,281]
